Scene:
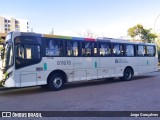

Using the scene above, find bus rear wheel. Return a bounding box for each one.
[48,73,65,91]
[120,68,133,81]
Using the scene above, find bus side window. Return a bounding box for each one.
[146,46,154,57]
[67,41,73,56]
[16,44,25,59]
[137,45,145,56]
[82,42,92,56]
[100,43,105,56]
[113,44,121,56]
[93,43,97,56]
[86,42,92,56]
[46,39,60,56]
[73,41,79,56]
[66,41,79,57]
[120,44,124,56]
[99,43,111,56]
[25,45,40,59]
[126,44,134,56]
[15,44,40,60]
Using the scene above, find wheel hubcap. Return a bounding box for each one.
[126,71,131,79]
[53,77,62,88]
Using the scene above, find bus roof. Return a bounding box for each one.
[11,31,156,45]
[20,32,95,42]
[96,37,156,45]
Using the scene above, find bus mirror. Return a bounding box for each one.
[20,47,23,55]
[0,49,4,60]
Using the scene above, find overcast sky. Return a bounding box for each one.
[1,0,160,38]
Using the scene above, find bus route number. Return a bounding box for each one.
[57,60,71,65]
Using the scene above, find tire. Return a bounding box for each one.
[48,73,65,91]
[120,68,133,81]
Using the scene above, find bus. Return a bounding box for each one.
[0,32,158,90]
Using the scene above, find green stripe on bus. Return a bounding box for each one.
[44,63,47,70]
[95,61,97,68]
[59,36,72,40]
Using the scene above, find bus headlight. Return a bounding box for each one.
[6,71,13,79]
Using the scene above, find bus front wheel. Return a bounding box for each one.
[48,73,65,91]
[120,68,133,81]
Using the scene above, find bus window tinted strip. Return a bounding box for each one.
[21,32,42,37]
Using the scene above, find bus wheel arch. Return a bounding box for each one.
[120,66,134,81]
[47,70,68,91]
[126,66,134,75]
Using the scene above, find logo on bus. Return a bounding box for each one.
[115,59,129,63]
[57,60,71,65]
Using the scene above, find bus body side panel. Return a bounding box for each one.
[43,57,74,82]
[114,57,124,77]
[147,57,157,72]
[155,57,158,71]
[98,57,115,78]
[113,57,137,77]
[119,57,138,75]
[137,57,151,74]
[73,57,98,81]
[14,61,46,87]
[138,57,158,74]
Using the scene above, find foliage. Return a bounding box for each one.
[0,82,2,87]
[78,30,98,38]
[157,44,160,60]
[128,24,157,43]
[156,38,160,59]
[0,37,4,44]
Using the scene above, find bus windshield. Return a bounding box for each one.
[3,34,13,69]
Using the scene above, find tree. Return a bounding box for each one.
[128,24,157,43]
[78,30,98,38]
[156,37,160,60]
[0,37,4,44]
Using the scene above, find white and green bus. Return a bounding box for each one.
[0,32,158,90]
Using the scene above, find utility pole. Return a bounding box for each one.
[51,28,54,34]
[31,28,33,32]
[154,14,160,33]
[153,14,160,44]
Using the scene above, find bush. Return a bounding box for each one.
[0,81,3,87]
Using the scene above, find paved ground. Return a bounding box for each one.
[0,71,160,120]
